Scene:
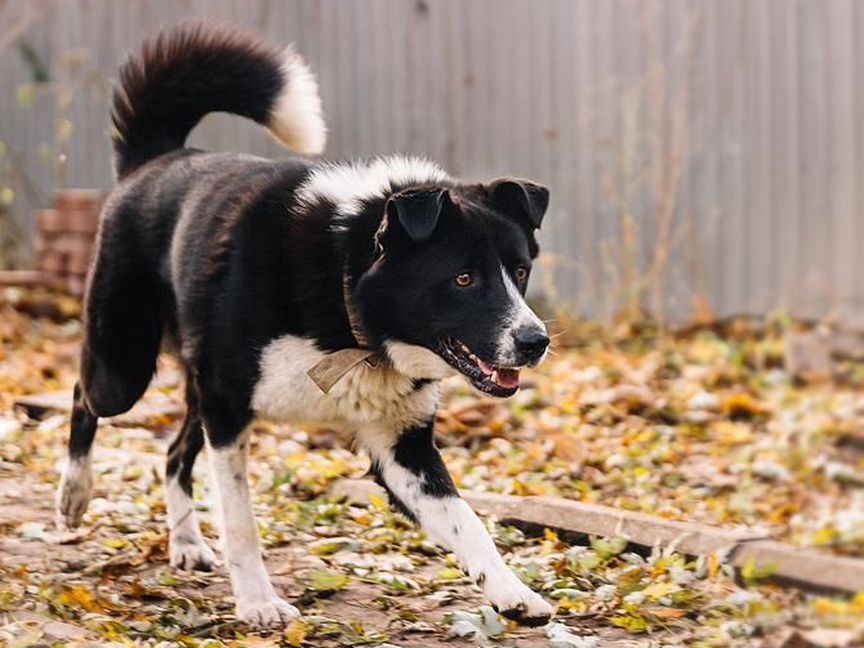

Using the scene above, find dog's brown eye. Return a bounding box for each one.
[454,272,474,287]
[515,266,528,281]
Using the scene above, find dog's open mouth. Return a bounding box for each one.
[437,336,521,397]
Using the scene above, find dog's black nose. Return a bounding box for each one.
[514,328,550,358]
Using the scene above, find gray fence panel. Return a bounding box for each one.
[1,0,862,324]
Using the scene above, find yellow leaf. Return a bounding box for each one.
[813,597,851,617]
[285,619,307,647]
[369,493,388,511]
[708,553,721,578]
[556,597,587,613]
[713,421,753,445]
[122,465,143,481]
[57,586,102,612]
[148,413,174,428]
[102,537,129,550]
[641,582,681,600]
[722,393,769,419]
[811,527,839,546]
[0,187,15,206]
[436,567,464,581]
[229,637,279,647]
[610,615,649,633]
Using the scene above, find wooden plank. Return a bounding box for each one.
[464,491,765,556]
[330,478,864,594]
[14,388,183,424]
[467,492,864,595]
[0,270,49,286]
[732,539,864,594]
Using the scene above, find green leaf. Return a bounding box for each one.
[740,556,777,585]
[609,615,649,633]
[592,536,628,559]
[309,570,350,592]
[0,187,15,207]
[17,84,36,107]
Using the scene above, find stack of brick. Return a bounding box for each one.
[35,189,103,296]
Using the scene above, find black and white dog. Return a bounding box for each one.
[57,25,553,626]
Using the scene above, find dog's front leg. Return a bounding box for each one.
[206,429,300,626]
[358,419,552,626]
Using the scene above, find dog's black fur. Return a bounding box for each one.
[73,23,547,457]
[61,24,553,625]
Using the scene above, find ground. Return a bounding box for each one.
[0,291,863,647]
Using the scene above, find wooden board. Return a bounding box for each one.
[331,478,864,595]
[0,270,50,287]
[464,492,864,595]
[14,390,183,425]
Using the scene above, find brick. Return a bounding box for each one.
[37,251,67,274]
[66,253,92,274]
[51,234,92,256]
[34,237,48,256]
[66,274,87,296]
[54,189,103,213]
[65,209,100,235]
[36,209,63,234]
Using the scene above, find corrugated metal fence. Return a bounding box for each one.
[1,0,863,324]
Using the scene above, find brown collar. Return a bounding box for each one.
[342,268,370,349]
[306,265,382,394]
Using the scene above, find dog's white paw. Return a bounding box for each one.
[170,536,217,571]
[56,459,93,530]
[483,570,553,626]
[236,596,301,627]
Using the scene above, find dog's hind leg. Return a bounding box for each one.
[57,221,166,528]
[165,374,216,571]
[56,382,98,529]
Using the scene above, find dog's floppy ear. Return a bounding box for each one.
[489,178,549,229]
[385,187,446,242]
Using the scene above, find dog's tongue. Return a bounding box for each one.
[495,367,521,389]
[476,359,520,389]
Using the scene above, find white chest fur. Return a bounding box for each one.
[251,336,442,429]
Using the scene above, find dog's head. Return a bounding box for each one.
[355,178,550,397]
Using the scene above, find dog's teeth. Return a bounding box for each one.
[491,370,499,384]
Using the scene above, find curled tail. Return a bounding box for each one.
[111,23,326,178]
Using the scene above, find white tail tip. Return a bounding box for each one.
[268,47,327,155]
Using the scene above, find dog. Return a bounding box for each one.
[56,24,553,627]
